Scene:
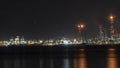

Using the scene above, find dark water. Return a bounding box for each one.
[0,46,120,68]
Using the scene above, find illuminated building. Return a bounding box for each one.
[20,36,27,45]
[9,37,14,45]
[3,41,10,46]
[38,40,43,44]
[14,36,20,45]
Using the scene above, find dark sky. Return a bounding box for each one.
[0,0,120,39]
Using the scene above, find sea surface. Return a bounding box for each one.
[0,45,120,68]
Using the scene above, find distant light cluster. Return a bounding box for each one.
[0,36,82,46]
[0,35,120,46]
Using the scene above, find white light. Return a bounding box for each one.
[20,41,27,44]
[3,41,10,46]
[39,40,43,43]
[63,40,70,45]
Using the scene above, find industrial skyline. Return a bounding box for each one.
[1,15,120,46]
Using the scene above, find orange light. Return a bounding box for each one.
[110,16,114,20]
[81,25,84,28]
[107,48,117,68]
[77,24,84,28]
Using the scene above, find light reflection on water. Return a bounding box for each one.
[107,48,118,68]
[78,49,86,68]
[0,48,119,68]
[63,58,69,68]
[74,48,86,68]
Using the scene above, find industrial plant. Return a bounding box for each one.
[0,15,120,46]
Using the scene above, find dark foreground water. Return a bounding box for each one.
[0,45,120,68]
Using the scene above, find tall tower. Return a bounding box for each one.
[109,15,115,40]
[99,25,104,41]
[77,24,85,42]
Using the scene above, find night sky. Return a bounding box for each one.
[0,0,120,39]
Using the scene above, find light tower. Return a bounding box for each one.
[77,24,85,43]
[77,24,84,33]
[109,15,115,40]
